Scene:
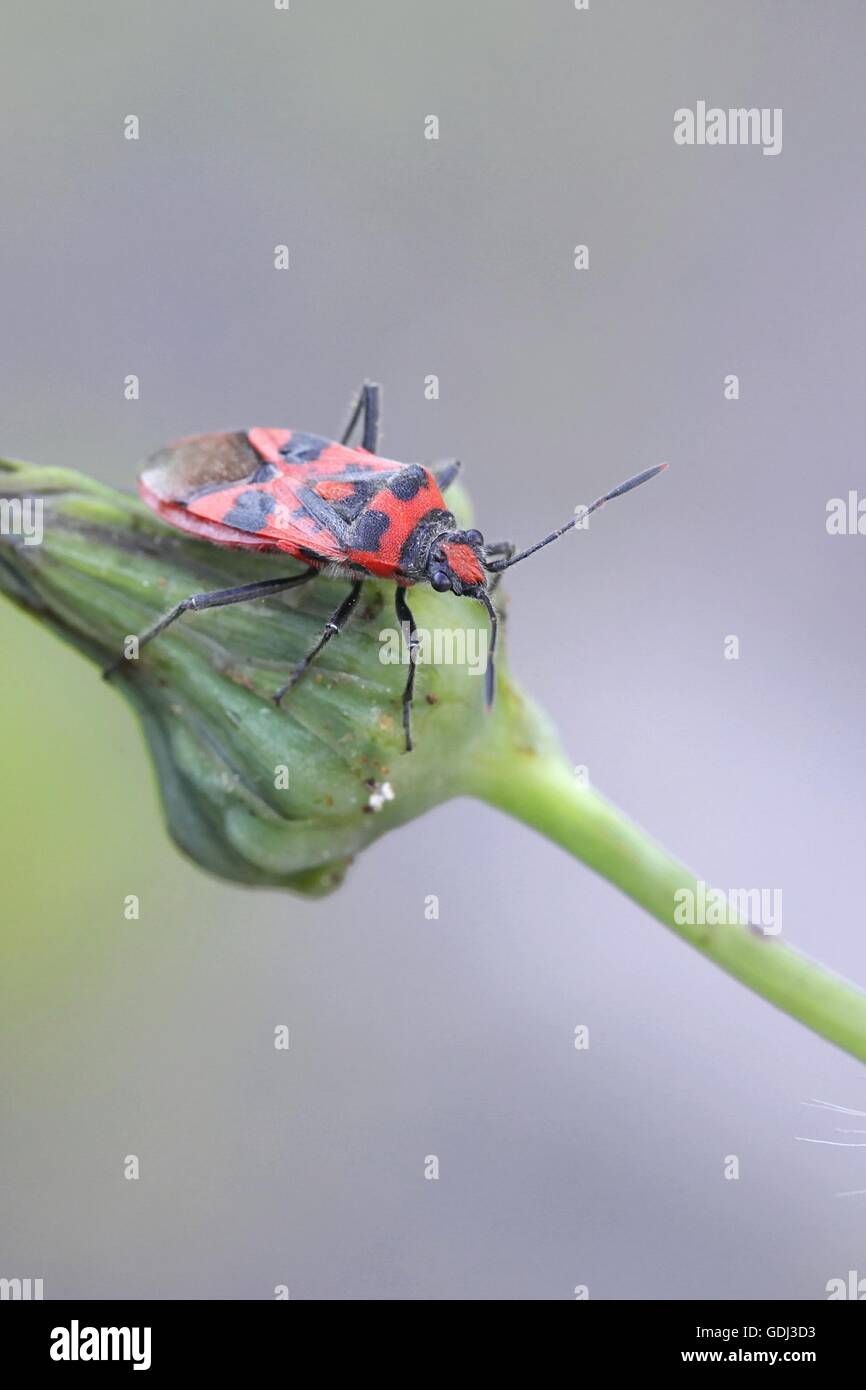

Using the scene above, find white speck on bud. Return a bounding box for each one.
[366,780,395,813]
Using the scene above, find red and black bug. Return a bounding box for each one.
[107,383,667,750]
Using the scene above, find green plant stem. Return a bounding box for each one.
[3,456,866,1062]
[473,743,866,1065]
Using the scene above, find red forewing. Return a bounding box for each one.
[139,429,451,574]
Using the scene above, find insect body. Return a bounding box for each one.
[109,383,667,750]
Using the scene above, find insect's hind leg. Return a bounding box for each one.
[394,587,419,752]
[340,382,381,453]
[272,581,364,704]
[102,567,319,679]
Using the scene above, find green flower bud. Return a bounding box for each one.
[0,456,553,895]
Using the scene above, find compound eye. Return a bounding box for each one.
[465,529,484,546]
[431,569,451,592]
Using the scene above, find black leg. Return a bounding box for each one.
[360,384,381,453]
[340,382,381,453]
[482,540,514,592]
[272,581,364,704]
[103,567,319,679]
[395,587,419,752]
[475,589,499,707]
[432,458,461,491]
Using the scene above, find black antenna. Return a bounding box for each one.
[485,463,669,573]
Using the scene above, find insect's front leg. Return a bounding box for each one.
[394,587,419,753]
[482,540,515,593]
[272,581,364,704]
[431,458,461,492]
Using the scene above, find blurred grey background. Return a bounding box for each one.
[2,0,865,1299]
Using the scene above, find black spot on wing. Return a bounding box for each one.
[389,463,428,500]
[296,485,350,544]
[280,432,329,463]
[331,479,378,523]
[352,509,391,552]
[222,489,275,533]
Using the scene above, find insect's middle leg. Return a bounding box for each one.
[272,581,364,704]
[340,382,381,453]
[394,587,419,753]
